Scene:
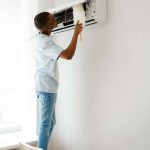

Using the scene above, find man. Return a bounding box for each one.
[34,12,83,150]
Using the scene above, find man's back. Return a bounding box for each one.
[35,33,63,93]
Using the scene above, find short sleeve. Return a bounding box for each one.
[43,40,64,60]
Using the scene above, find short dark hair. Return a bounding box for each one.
[34,12,49,30]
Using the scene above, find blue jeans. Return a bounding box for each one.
[36,91,57,150]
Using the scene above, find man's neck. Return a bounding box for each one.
[40,29,52,36]
[40,32,51,36]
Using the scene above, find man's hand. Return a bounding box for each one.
[74,20,83,35]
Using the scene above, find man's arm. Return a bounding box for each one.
[59,21,83,60]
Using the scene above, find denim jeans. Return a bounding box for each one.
[36,91,57,150]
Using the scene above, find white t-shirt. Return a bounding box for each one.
[35,33,64,93]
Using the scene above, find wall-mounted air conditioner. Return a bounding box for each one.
[49,0,107,34]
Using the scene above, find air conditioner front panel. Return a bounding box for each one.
[49,0,107,34]
[49,0,87,13]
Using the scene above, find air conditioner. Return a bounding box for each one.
[49,0,107,34]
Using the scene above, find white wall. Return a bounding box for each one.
[38,0,150,150]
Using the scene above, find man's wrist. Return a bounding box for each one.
[74,31,79,36]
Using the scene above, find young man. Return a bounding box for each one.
[34,12,83,150]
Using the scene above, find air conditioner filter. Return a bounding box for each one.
[73,4,86,42]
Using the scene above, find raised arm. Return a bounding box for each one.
[59,21,83,60]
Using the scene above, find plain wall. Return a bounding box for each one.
[38,0,150,150]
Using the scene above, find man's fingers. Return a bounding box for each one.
[75,20,84,34]
[76,20,79,25]
[75,20,83,27]
[76,21,83,26]
[78,22,82,25]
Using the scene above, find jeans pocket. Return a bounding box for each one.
[37,92,57,104]
[38,94,46,101]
